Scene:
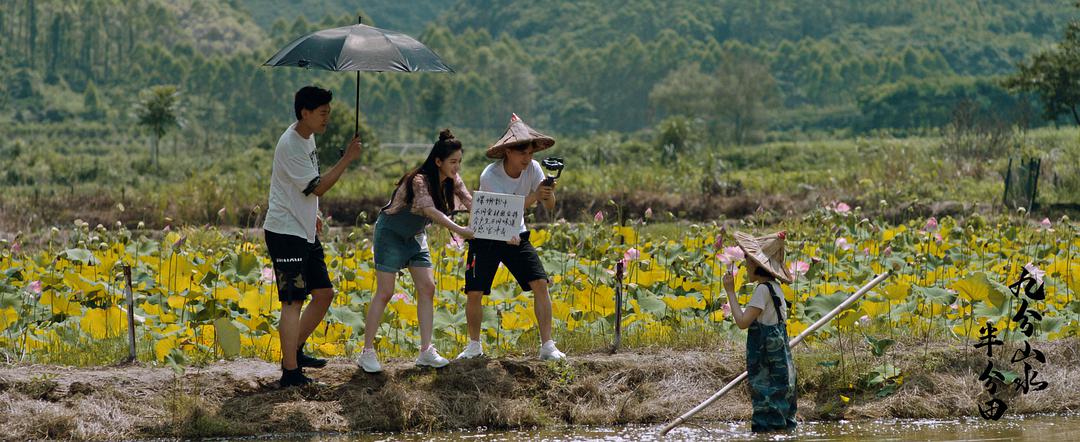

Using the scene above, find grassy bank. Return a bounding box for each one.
[2,123,1079,231]
[0,338,1076,440]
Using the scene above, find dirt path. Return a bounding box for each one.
[1,340,1077,440]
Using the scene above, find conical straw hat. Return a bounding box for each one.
[486,113,555,159]
[734,231,793,284]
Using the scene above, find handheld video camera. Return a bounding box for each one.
[540,157,564,187]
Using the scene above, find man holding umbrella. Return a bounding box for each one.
[264,86,362,387]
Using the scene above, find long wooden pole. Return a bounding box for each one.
[659,271,892,436]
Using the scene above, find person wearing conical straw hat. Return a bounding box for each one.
[723,231,797,432]
[456,113,565,361]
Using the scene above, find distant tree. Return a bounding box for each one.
[650,60,780,145]
[317,104,378,169]
[83,81,105,120]
[135,85,182,166]
[1003,3,1080,125]
[655,115,694,164]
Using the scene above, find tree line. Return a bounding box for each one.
[1,0,1077,147]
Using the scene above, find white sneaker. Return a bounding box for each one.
[357,348,382,373]
[456,340,484,359]
[415,346,450,368]
[539,340,566,361]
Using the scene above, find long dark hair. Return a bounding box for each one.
[398,128,462,215]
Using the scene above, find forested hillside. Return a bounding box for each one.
[0,0,1075,143]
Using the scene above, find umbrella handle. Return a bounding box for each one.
[355,71,360,137]
[354,16,361,144]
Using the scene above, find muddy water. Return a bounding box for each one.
[269,414,1080,441]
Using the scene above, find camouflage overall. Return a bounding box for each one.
[746,282,798,432]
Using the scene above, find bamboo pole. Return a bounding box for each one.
[660,271,892,436]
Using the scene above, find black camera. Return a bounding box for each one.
[541,157,564,186]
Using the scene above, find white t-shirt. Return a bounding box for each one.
[263,122,320,243]
[747,281,788,326]
[479,159,544,234]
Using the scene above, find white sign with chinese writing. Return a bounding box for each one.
[469,191,525,241]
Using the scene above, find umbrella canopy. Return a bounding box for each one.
[264,23,454,73]
[264,17,454,137]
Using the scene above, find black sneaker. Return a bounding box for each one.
[279,367,313,387]
[297,345,328,368]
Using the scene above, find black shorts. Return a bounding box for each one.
[464,231,549,295]
[264,229,333,303]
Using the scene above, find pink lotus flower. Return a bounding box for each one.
[725,246,744,260]
[718,246,745,264]
[1024,263,1045,285]
[835,237,852,251]
[924,217,938,232]
[834,202,851,214]
[27,280,42,294]
[261,267,275,283]
[594,211,604,223]
[789,261,810,276]
[623,248,640,262]
[644,208,653,219]
[392,292,412,303]
[1041,218,1052,230]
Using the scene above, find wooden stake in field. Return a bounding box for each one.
[612,260,625,353]
[659,271,893,436]
[123,265,137,363]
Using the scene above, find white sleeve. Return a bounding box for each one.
[279,149,319,192]
[478,164,494,192]
[747,284,770,311]
[528,160,544,192]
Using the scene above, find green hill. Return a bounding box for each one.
[0,0,1076,139]
[238,0,456,35]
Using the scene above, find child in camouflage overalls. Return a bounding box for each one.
[723,231,797,432]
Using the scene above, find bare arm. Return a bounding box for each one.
[421,207,474,239]
[724,273,762,329]
[526,183,556,210]
[309,135,361,197]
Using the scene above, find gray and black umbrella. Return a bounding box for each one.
[264,16,454,135]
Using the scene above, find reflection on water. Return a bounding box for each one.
[266,414,1080,441]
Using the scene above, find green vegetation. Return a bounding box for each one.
[1,0,1078,142]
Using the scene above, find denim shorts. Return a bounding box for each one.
[372,222,432,273]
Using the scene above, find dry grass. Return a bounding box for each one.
[0,339,1076,440]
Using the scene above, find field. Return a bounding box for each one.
[1,207,1075,366]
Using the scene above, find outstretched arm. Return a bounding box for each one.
[422,207,474,239]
